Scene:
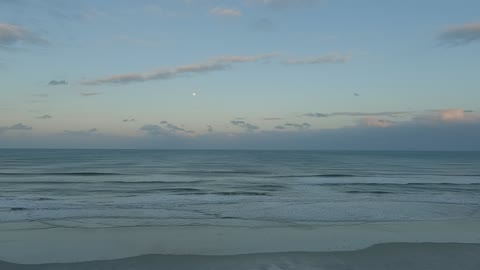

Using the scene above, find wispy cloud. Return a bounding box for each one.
[439,109,466,121]
[263,117,284,120]
[285,53,350,65]
[36,115,52,120]
[48,80,68,86]
[122,118,135,122]
[210,7,242,17]
[32,94,49,97]
[9,123,32,130]
[358,118,396,128]
[331,111,408,117]
[212,53,279,63]
[274,122,311,130]
[0,123,32,133]
[140,125,168,136]
[140,121,194,136]
[284,122,311,130]
[63,128,98,136]
[438,22,480,46]
[0,23,47,49]
[303,113,329,118]
[357,109,480,128]
[230,120,259,132]
[81,53,279,86]
[414,109,480,123]
[161,121,195,134]
[303,111,410,118]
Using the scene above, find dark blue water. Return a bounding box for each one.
[1,150,480,226]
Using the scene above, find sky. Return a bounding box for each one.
[1,0,480,150]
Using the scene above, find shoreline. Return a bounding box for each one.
[1,218,480,264]
[1,242,480,270]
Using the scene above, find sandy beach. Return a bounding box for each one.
[1,218,480,268]
[1,242,479,269]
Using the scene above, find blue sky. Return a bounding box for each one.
[1,0,480,149]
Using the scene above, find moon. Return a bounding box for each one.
[192,92,197,96]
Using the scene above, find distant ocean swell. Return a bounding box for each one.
[2,171,480,177]
[1,150,480,224]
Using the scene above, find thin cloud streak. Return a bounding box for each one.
[161,121,195,134]
[36,115,52,120]
[0,123,32,133]
[359,118,396,128]
[140,125,168,136]
[230,120,259,132]
[0,23,47,49]
[303,111,410,118]
[48,80,68,86]
[285,53,351,65]
[438,22,480,46]
[284,122,311,130]
[81,53,279,86]
[263,117,284,120]
[63,128,98,136]
[140,121,194,136]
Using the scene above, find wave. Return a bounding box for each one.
[178,191,270,196]
[270,173,480,178]
[319,182,480,186]
[0,180,208,185]
[344,190,396,194]
[1,171,479,179]
[0,172,128,176]
[335,183,480,195]
[272,174,357,178]
[9,207,27,211]
[164,170,269,176]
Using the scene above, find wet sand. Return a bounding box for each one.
[1,218,480,266]
[1,243,479,270]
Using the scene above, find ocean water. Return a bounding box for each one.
[1,150,480,227]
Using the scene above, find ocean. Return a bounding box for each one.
[2,149,480,269]
[1,149,480,226]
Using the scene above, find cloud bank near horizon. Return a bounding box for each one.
[2,120,479,150]
[2,109,479,150]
